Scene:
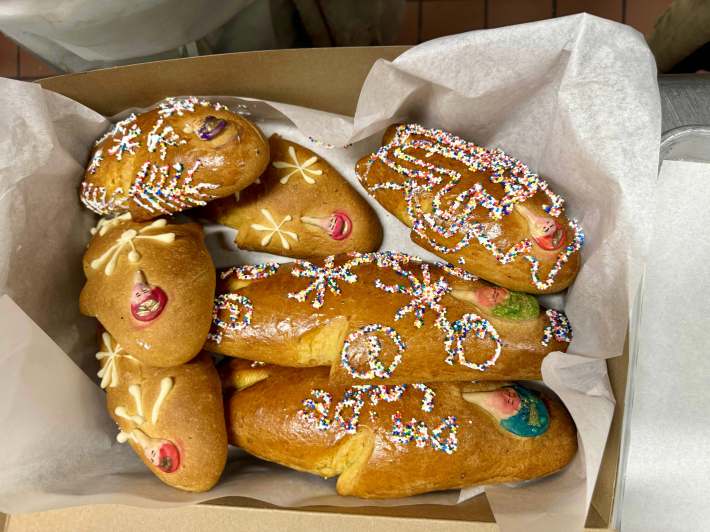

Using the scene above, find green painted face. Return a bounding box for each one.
[491,291,539,321]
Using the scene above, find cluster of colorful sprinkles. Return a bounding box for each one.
[340,324,406,380]
[130,161,219,215]
[207,293,253,344]
[210,252,503,375]
[307,136,352,149]
[298,383,457,453]
[357,123,585,290]
[220,262,280,281]
[541,309,573,347]
[82,97,230,216]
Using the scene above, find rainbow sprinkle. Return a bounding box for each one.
[541,309,573,346]
[340,324,406,380]
[221,262,280,281]
[356,124,584,290]
[207,293,253,344]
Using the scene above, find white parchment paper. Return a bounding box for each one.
[0,14,661,532]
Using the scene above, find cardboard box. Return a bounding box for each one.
[2,46,625,532]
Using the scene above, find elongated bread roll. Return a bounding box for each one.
[98,332,227,492]
[223,360,577,498]
[80,97,269,221]
[206,252,572,384]
[355,124,584,294]
[202,135,383,258]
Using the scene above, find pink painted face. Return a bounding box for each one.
[301,211,353,240]
[130,271,168,323]
[474,286,510,309]
[529,213,566,251]
[486,387,522,418]
[145,439,180,473]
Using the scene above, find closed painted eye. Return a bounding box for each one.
[197,116,227,140]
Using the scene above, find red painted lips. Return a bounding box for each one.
[130,271,168,323]
[301,211,353,240]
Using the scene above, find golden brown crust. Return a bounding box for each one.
[355,124,582,294]
[98,333,227,493]
[224,360,577,498]
[80,218,215,367]
[80,97,269,221]
[206,254,571,384]
[202,135,383,258]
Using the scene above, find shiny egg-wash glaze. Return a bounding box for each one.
[356,124,583,294]
[223,361,577,498]
[80,97,270,221]
[206,253,571,384]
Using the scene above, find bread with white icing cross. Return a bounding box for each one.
[356,124,583,294]
[202,135,383,258]
[205,253,572,384]
[98,332,227,492]
[222,360,577,498]
[80,97,269,221]
[81,216,215,367]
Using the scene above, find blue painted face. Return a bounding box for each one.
[499,385,550,437]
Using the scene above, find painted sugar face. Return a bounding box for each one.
[467,385,549,437]
[470,285,540,321]
[130,270,168,324]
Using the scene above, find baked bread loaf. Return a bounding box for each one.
[223,360,577,498]
[206,252,572,384]
[80,97,269,221]
[202,135,383,258]
[97,332,227,492]
[355,124,584,294]
[81,216,215,367]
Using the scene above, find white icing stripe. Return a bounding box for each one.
[250,209,298,250]
[128,384,144,417]
[114,406,145,425]
[272,145,323,185]
[151,377,174,424]
[90,221,175,276]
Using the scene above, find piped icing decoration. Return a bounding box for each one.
[95,332,138,389]
[115,378,179,472]
[250,208,299,250]
[288,255,358,308]
[541,309,573,346]
[108,123,141,160]
[298,383,457,452]
[82,97,231,216]
[130,270,168,324]
[90,212,132,237]
[87,148,103,174]
[300,211,353,240]
[147,118,186,160]
[209,252,504,374]
[340,324,406,380]
[357,124,585,290]
[89,219,175,275]
[207,293,253,344]
[272,145,323,184]
[132,161,219,215]
[220,262,280,281]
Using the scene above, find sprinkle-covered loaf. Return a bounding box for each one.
[206,252,572,384]
[355,124,584,294]
[80,97,269,221]
[80,216,215,367]
[223,360,577,498]
[98,332,227,492]
[202,135,383,258]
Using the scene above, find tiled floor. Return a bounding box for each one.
[0,0,674,79]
